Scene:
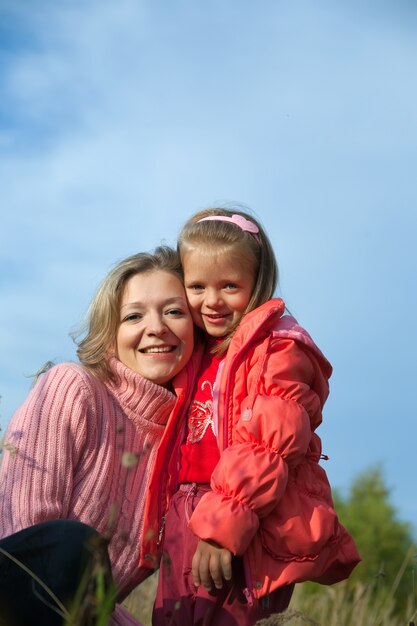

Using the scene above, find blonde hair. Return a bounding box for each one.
[74,246,183,380]
[178,206,278,352]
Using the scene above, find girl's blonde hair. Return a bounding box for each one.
[74,246,183,381]
[178,206,278,351]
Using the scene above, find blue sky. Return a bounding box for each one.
[1,0,416,531]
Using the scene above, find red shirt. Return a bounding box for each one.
[178,341,223,483]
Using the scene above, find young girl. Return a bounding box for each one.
[153,208,361,626]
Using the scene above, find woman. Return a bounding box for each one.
[0,246,195,625]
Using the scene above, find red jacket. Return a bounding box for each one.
[141,299,360,598]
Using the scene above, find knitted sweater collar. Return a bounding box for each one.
[104,356,176,427]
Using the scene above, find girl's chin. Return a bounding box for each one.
[203,324,231,338]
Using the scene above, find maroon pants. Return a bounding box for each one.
[153,484,293,626]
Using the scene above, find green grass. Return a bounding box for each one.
[122,566,417,626]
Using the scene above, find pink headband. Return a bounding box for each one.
[197,214,260,242]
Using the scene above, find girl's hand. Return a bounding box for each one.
[191,539,232,590]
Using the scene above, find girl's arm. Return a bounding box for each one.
[0,364,90,536]
[188,338,328,556]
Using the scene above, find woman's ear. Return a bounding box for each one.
[107,343,117,357]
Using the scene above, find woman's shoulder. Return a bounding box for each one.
[34,361,102,396]
[6,362,104,436]
[37,360,90,380]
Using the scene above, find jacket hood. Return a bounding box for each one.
[232,299,332,380]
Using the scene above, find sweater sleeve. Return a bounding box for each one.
[0,364,91,537]
[188,338,328,555]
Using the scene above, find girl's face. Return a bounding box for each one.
[115,270,194,386]
[182,246,256,338]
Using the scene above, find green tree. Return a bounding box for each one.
[332,466,416,615]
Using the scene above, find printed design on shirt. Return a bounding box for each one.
[187,380,216,443]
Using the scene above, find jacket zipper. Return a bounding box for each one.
[156,361,197,548]
[220,312,279,603]
[157,515,166,546]
[221,341,257,605]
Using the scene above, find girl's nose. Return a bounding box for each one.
[205,288,223,308]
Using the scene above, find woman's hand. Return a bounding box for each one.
[191,539,232,590]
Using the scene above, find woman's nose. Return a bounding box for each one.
[146,313,167,335]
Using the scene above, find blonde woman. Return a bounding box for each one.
[0,246,194,626]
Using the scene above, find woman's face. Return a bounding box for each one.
[115,270,194,386]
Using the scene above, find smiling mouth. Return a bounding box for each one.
[204,313,228,319]
[140,346,175,354]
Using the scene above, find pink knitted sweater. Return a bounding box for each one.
[0,356,176,623]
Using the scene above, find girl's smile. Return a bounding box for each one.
[182,247,256,338]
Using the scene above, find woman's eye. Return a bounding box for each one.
[123,313,142,322]
[166,308,184,317]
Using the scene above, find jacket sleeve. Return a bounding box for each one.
[188,338,328,555]
[0,364,91,538]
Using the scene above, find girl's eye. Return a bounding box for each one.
[187,284,204,291]
[224,283,238,290]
